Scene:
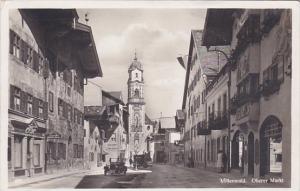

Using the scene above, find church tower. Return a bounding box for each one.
[127,53,147,157]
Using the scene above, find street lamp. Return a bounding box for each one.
[206,46,232,173]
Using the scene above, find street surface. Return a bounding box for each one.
[18,164,287,188]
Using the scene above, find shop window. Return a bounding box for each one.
[14,136,23,168]
[49,91,53,112]
[33,144,40,167]
[47,142,57,162]
[58,143,66,160]
[255,139,259,165]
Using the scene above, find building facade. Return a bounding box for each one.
[201,9,291,184]
[181,30,229,169]
[84,91,129,164]
[127,54,153,158]
[83,119,102,169]
[8,9,102,180]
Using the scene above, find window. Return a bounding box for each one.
[90,152,94,161]
[38,100,44,118]
[33,144,40,166]
[27,94,33,115]
[73,144,78,158]
[136,73,138,78]
[12,31,21,58]
[217,97,221,117]
[67,105,72,121]
[26,47,33,66]
[14,87,21,111]
[58,99,63,116]
[223,93,227,113]
[58,143,66,160]
[49,91,54,112]
[134,89,140,97]
[111,133,116,141]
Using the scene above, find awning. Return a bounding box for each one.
[10,118,47,134]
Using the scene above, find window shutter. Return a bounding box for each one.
[9,30,14,54]
[23,92,28,114]
[33,50,39,73]
[32,97,39,117]
[20,40,26,63]
[43,101,48,120]
[20,91,26,113]
[63,102,67,118]
[10,85,15,109]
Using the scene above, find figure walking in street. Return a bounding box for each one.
[129,158,133,167]
[27,152,33,177]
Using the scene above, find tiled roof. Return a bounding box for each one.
[108,91,123,102]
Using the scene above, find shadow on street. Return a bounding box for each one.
[75,173,146,188]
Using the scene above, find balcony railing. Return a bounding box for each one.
[208,112,228,130]
[261,79,281,97]
[197,120,211,135]
[231,90,260,109]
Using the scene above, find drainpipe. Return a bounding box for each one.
[227,62,232,173]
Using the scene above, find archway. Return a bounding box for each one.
[231,130,244,171]
[248,132,254,176]
[260,116,282,177]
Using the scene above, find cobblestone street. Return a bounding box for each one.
[14,164,288,188]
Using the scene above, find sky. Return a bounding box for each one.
[79,9,207,120]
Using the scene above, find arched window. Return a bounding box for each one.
[134,89,140,97]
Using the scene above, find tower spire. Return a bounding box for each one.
[134,49,137,61]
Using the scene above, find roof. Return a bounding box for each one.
[102,90,125,105]
[129,55,143,71]
[202,9,241,47]
[84,106,106,117]
[108,91,123,102]
[176,110,185,120]
[181,30,231,110]
[159,117,176,129]
[145,114,154,125]
[19,9,102,78]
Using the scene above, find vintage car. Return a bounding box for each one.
[104,158,127,175]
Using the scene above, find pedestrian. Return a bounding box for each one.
[222,151,228,173]
[129,158,133,167]
[217,150,223,173]
[26,152,33,177]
